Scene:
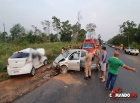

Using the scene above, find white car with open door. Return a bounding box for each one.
[7,48,48,77]
[53,49,97,74]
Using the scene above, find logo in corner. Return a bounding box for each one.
[109,88,137,99]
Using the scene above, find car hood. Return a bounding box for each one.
[54,54,65,64]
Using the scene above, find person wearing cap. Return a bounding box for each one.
[84,50,95,80]
[99,46,107,82]
[95,45,100,69]
[106,51,137,92]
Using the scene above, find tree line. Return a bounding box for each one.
[108,20,140,49]
[0,16,87,45]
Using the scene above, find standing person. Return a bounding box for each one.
[99,46,107,82]
[69,45,71,49]
[67,45,71,50]
[62,47,65,54]
[95,46,100,69]
[106,51,137,92]
[84,50,95,80]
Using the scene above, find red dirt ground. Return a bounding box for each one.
[0,65,57,103]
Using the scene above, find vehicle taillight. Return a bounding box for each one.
[18,52,23,54]
[7,60,9,65]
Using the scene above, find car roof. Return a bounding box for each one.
[68,49,87,52]
[18,48,34,53]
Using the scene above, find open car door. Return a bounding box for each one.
[67,51,80,71]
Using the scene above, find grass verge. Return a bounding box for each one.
[0,42,82,81]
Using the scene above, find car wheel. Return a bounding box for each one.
[60,66,68,74]
[80,67,85,71]
[129,51,131,55]
[30,67,35,77]
[136,54,138,56]
[9,75,15,78]
[43,59,47,65]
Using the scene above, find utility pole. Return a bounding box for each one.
[3,23,7,48]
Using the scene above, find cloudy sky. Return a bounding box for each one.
[0,0,140,41]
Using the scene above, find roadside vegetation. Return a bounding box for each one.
[108,20,140,49]
[0,42,81,81]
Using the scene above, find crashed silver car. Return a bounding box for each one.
[53,49,97,74]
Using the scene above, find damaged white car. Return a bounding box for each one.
[53,49,97,74]
[7,48,48,77]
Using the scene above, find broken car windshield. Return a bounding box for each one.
[62,51,72,58]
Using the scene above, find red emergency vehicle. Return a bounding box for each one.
[82,38,100,53]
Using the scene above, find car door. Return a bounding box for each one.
[32,52,41,68]
[67,52,80,71]
[80,51,87,68]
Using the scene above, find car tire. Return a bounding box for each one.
[43,59,47,65]
[9,75,15,78]
[30,67,35,77]
[129,51,131,55]
[136,54,138,56]
[60,66,68,74]
[80,67,85,71]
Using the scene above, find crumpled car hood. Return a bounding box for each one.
[54,54,65,64]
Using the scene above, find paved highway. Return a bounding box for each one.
[14,46,140,103]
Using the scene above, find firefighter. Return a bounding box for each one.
[84,50,95,80]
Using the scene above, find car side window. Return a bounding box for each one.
[81,51,86,57]
[69,53,80,60]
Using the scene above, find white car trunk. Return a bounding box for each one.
[8,58,27,68]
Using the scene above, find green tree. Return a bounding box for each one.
[0,32,5,43]
[77,29,86,42]
[71,22,81,42]
[10,23,26,40]
[98,34,102,45]
[52,16,61,35]
[49,33,58,42]
[120,20,137,46]
[134,24,140,44]
[60,20,72,42]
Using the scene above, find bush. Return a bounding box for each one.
[0,73,9,82]
[130,42,140,50]
[0,61,7,72]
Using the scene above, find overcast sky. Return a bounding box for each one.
[0,0,140,41]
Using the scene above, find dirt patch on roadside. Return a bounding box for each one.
[54,73,82,85]
[0,65,57,103]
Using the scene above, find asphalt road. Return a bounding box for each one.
[14,46,140,103]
